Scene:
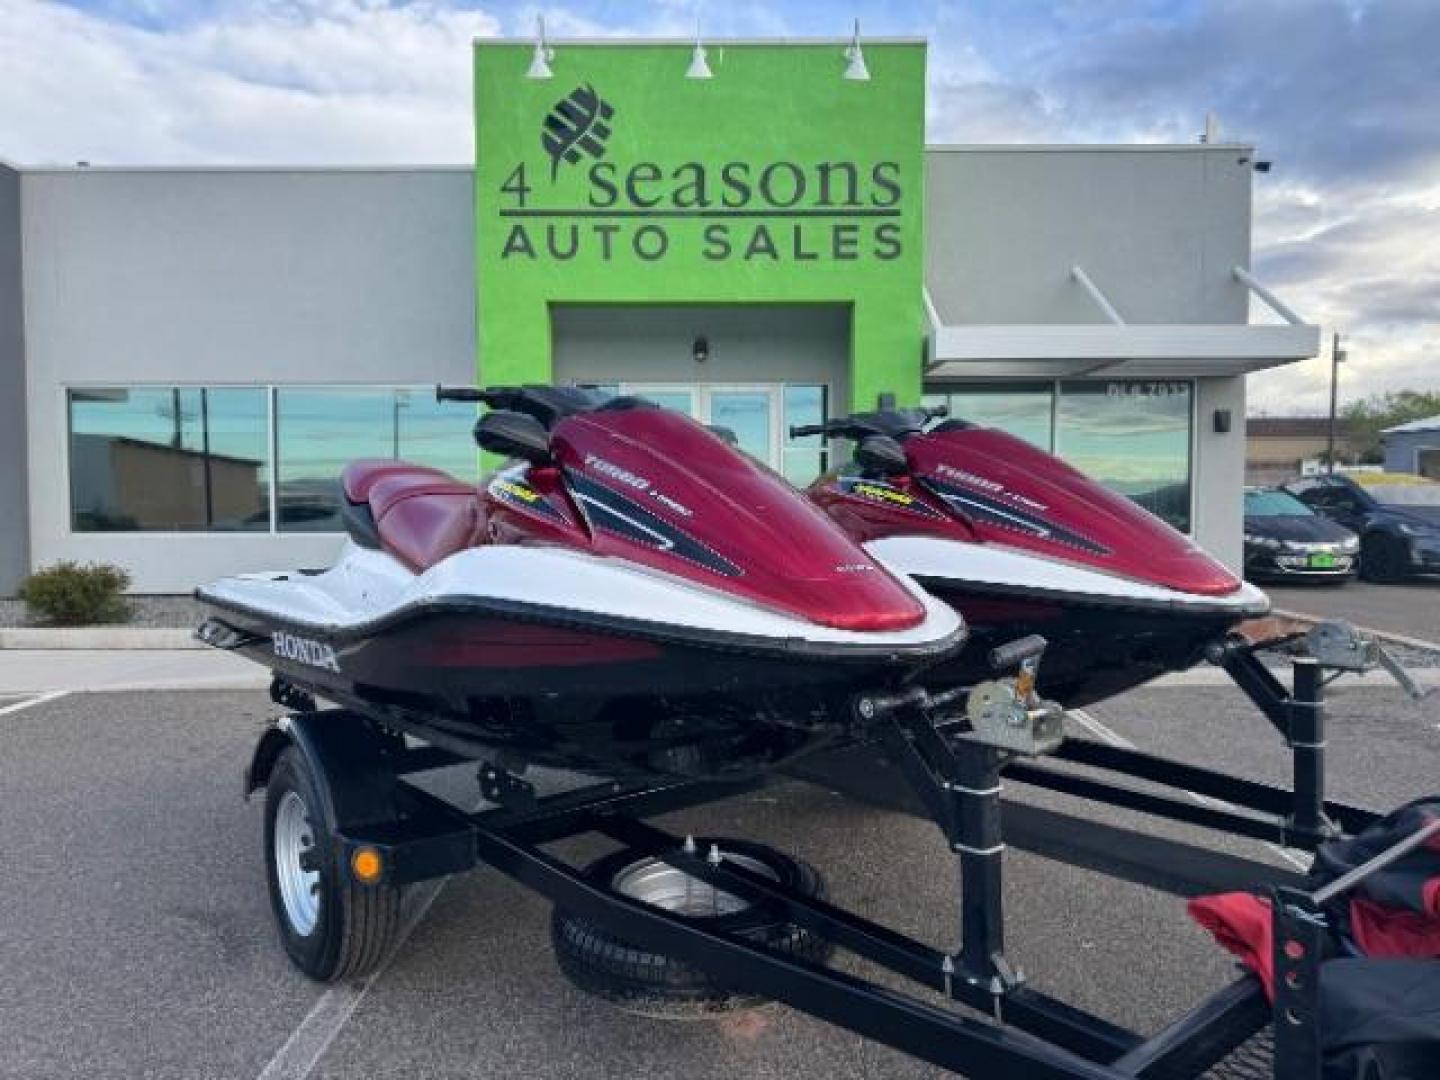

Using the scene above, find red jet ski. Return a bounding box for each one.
[196,387,965,779]
[792,407,1269,706]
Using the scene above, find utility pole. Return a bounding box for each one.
[1326,331,1346,472]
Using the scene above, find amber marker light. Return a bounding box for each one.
[351,847,384,884]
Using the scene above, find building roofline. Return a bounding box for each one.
[474,36,927,47]
[13,163,472,174]
[928,143,1255,153]
[5,145,1257,172]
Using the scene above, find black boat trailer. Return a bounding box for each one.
[249,635,1409,1079]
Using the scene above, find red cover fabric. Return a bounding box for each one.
[1349,897,1440,960]
[1187,893,1276,1000]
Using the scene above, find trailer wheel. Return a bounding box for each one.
[551,839,832,1019]
[264,745,402,982]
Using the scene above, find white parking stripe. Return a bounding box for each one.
[1069,707,1312,873]
[257,792,488,1080]
[0,690,71,717]
[256,878,447,1080]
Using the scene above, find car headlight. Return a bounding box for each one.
[1245,534,1282,550]
[1339,536,1360,552]
[1398,523,1437,538]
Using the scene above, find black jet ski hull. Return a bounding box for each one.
[199,598,964,780]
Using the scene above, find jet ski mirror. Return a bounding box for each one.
[855,435,909,477]
[474,409,552,465]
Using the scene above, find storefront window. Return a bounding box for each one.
[923,379,1194,532]
[922,384,1054,450]
[69,388,269,532]
[275,388,478,532]
[1056,381,1193,532]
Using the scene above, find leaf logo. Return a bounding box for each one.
[541,84,616,180]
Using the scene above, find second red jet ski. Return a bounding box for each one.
[792,407,1269,706]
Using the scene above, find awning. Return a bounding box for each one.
[924,266,1321,380]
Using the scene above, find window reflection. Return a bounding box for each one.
[922,385,1054,450]
[1056,381,1192,532]
[69,388,269,532]
[275,388,478,533]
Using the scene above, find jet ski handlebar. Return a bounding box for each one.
[788,405,949,442]
[435,384,614,427]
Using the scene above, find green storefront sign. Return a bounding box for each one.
[474,39,927,409]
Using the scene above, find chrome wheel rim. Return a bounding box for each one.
[274,790,321,936]
[612,852,777,918]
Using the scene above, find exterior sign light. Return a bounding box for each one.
[843,20,870,81]
[526,17,554,80]
[686,19,714,80]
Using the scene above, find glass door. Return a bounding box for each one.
[702,387,774,469]
[625,385,698,419]
[615,383,827,482]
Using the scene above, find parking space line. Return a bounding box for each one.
[1069,707,1312,873]
[0,690,71,717]
[256,877,447,1080]
[257,790,489,1080]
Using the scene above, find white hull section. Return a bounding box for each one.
[199,541,965,649]
[866,536,1270,617]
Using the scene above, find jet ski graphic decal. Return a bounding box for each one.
[488,476,564,520]
[834,476,946,519]
[566,472,742,578]
[920,476,1110,556]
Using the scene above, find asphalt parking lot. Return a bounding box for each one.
[1266,576,1440,643]
[1,671,1435,1080]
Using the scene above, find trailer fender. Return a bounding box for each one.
[243,712,398,833]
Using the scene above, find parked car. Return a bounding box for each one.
[1243,487,1359,582]
[1284,473,1440,582]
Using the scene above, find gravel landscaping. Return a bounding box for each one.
[0,594,206,629]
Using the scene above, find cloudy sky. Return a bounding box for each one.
[3,0,1437,414]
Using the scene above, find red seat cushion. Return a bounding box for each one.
[347,464,481,571]
[342,460,456,505]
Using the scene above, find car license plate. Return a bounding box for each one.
[1309,553,1336,569]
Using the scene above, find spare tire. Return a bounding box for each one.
[551,838,832,1019]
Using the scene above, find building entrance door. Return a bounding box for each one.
[623,384,775,469]
[609,383,829,484]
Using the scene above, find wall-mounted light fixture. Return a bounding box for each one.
[692,336,710,364]
[686,18,713,79]
[843,19,870,81]
[526,16,554,79]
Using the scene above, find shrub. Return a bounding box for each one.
[19,562,132,625]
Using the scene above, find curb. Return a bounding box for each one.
[0,627,203,650]
[1270,608,1440,655]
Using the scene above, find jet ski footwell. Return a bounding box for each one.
[242,632,1394,1079]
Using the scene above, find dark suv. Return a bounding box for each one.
[1284,474,1440,582]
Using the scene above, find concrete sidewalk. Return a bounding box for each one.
[0,649,268,694]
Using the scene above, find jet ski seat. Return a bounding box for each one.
[340,460,482,572]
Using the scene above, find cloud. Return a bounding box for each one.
[0,0,502,164]
[921,0,1440,414]
[3,0,1437,414]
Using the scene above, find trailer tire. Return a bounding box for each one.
[264,745,403,982]
[550,839,832,1019]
